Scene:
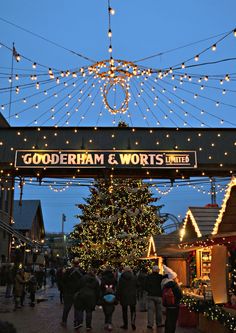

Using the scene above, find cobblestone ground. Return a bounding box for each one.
[0,286,201,333]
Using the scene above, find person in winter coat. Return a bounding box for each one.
[35,267,45,289]
[61,258,83,328]
[100,267,117,331]
[137,268,148,312]
[56,267,64,304]
[74,269,100,330]
[145,265,166,329]
[161,265,183,333]
[5,264,14,298]
[27,271,37,307]
[117,266,138,331]
[49,267,56,287]
[13,269,26,310]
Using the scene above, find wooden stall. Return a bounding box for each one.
[144,231,188,285]
[179,177,236,332]
[180,206,220,284]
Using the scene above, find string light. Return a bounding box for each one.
[211,44,217,51]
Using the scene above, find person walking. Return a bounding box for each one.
[100,267,117,331]
[61,258,83,328]
[145,265,165,329]
[137,267,148,312]
[35,267,45,289]
[27,270,37,307]
[74,269,100,331]
[56,267,64,304]
[117,266,138,331]
[5,264,14,298]
[13,269,26,310]
[161,265,183,333]
[49,267,56,287]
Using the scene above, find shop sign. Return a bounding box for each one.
[15,150,197,169]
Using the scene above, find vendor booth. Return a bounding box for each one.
[180,205,220,285]
[179,177,236,332]
[144,230,188,285]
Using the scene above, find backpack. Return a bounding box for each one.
[103,284,116,304]
[162,286,175,307]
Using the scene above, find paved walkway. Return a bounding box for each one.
[0,286,201,333]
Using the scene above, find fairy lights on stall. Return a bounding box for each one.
[180,209,202,241]
[212,176,236,235]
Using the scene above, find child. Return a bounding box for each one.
[100,267,117,331]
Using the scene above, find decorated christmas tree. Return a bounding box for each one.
[70,178,162,269]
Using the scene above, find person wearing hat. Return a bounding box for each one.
[161,265,183,333]
[61,258,84,328]
[144,265,166,329]
[117,266,138,330]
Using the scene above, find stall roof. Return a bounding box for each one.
[142,230,187,259]
[213,177,236,235]
[180,206,220,242]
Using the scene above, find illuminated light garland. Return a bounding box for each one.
[0,19,236,128]
[183,296,236,331]
[212,176,236,235]
[180,209,202,241]
[89,59,143,114]
[49,182,71,192]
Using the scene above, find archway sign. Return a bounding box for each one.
[0,125,236,179]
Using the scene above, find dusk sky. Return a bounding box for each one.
[1,1,236,232]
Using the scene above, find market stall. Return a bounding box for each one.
[180,177,236,332]
[144,231,188,284]
[180,206,219,286]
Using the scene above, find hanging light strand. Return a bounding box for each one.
[107,0,114,59]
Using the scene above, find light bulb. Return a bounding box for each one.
[234,29,236,37]
[32,62,37,69]
[15,54,21,62]
[211,44,216,51]
[181,63,185,69]
[108,29,112,38]
[109,7,115,15]
[225,74,230,81]
[194,55,199,61]
[108,45,112,53]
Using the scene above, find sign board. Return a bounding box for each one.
[15,150,197,169]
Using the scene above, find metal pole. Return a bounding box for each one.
[210,177,216,205]
[62,214,66,259]
[61,214,65,235]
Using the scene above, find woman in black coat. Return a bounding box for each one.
[74,270,100,330]
[117,266,138,330]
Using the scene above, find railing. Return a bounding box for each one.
[160,213,181,233]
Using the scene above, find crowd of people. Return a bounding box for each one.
[58,259,183,333]
[0,260,183,333]
[0,263,47,309]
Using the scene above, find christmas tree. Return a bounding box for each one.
[70,178,162,269]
